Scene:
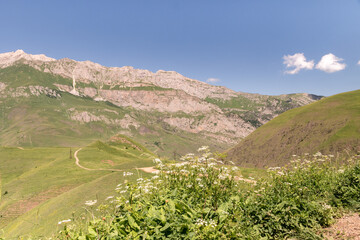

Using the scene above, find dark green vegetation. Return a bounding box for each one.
[58,151,360,239]
[227,89,360,168]
[0,137,155,239]
[0,64,228,157]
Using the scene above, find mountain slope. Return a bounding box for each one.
[226,89,360,168]
[0,50,322,156]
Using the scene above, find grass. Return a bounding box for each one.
[0,137,155,239]
[227,89,360,168]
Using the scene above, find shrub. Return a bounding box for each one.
[333,156,360,209]
[58,150,360,239]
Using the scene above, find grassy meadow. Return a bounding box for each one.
[0,137,157,239]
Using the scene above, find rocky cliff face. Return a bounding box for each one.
[0,50,322,148]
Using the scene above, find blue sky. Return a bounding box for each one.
[0,0,359,96]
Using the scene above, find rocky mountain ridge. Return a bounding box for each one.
[0,50,322,154]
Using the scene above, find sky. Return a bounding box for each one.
[0,0,359,96]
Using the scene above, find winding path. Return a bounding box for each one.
[74,148,159,173]
[74,148,123,172]
[74,148,256,184]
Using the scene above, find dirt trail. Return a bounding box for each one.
[74,148,123,172]
[74,149,257,184]
[324,213,360,239]
[136,167,159,174]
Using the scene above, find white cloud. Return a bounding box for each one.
[315,53,346,73]
[206,78,220,83]
[358,60,360,65]
[283,53,314,74]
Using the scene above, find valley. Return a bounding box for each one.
[0,50,359,239]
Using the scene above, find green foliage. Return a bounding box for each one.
[57,149,360,239]
[333,159,360,209]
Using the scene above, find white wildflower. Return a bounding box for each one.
[85,200,97,206]
[219,174,228,180]
[197,146,209,152]
[180,169,189,174]
[123,172,134,177]
[58,219,71,224]
[208,219,217,228]
[198,157,206,163]
[153,158,162,164]
[196,218,206,226]
[208,162,217,167]
[313,152,322,157]
[322,203,331,210]
[105,196,114,200]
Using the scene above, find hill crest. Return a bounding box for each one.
[226,89,360,168]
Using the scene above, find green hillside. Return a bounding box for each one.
[0,137,155,239]
[0,65,229,157]
[227,89,360,168]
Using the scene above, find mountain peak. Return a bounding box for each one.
[0,49,56,67]
[15,49,25,54]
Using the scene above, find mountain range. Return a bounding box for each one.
[0,50,322,156]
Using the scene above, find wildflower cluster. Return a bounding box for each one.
[58,151,360,240]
